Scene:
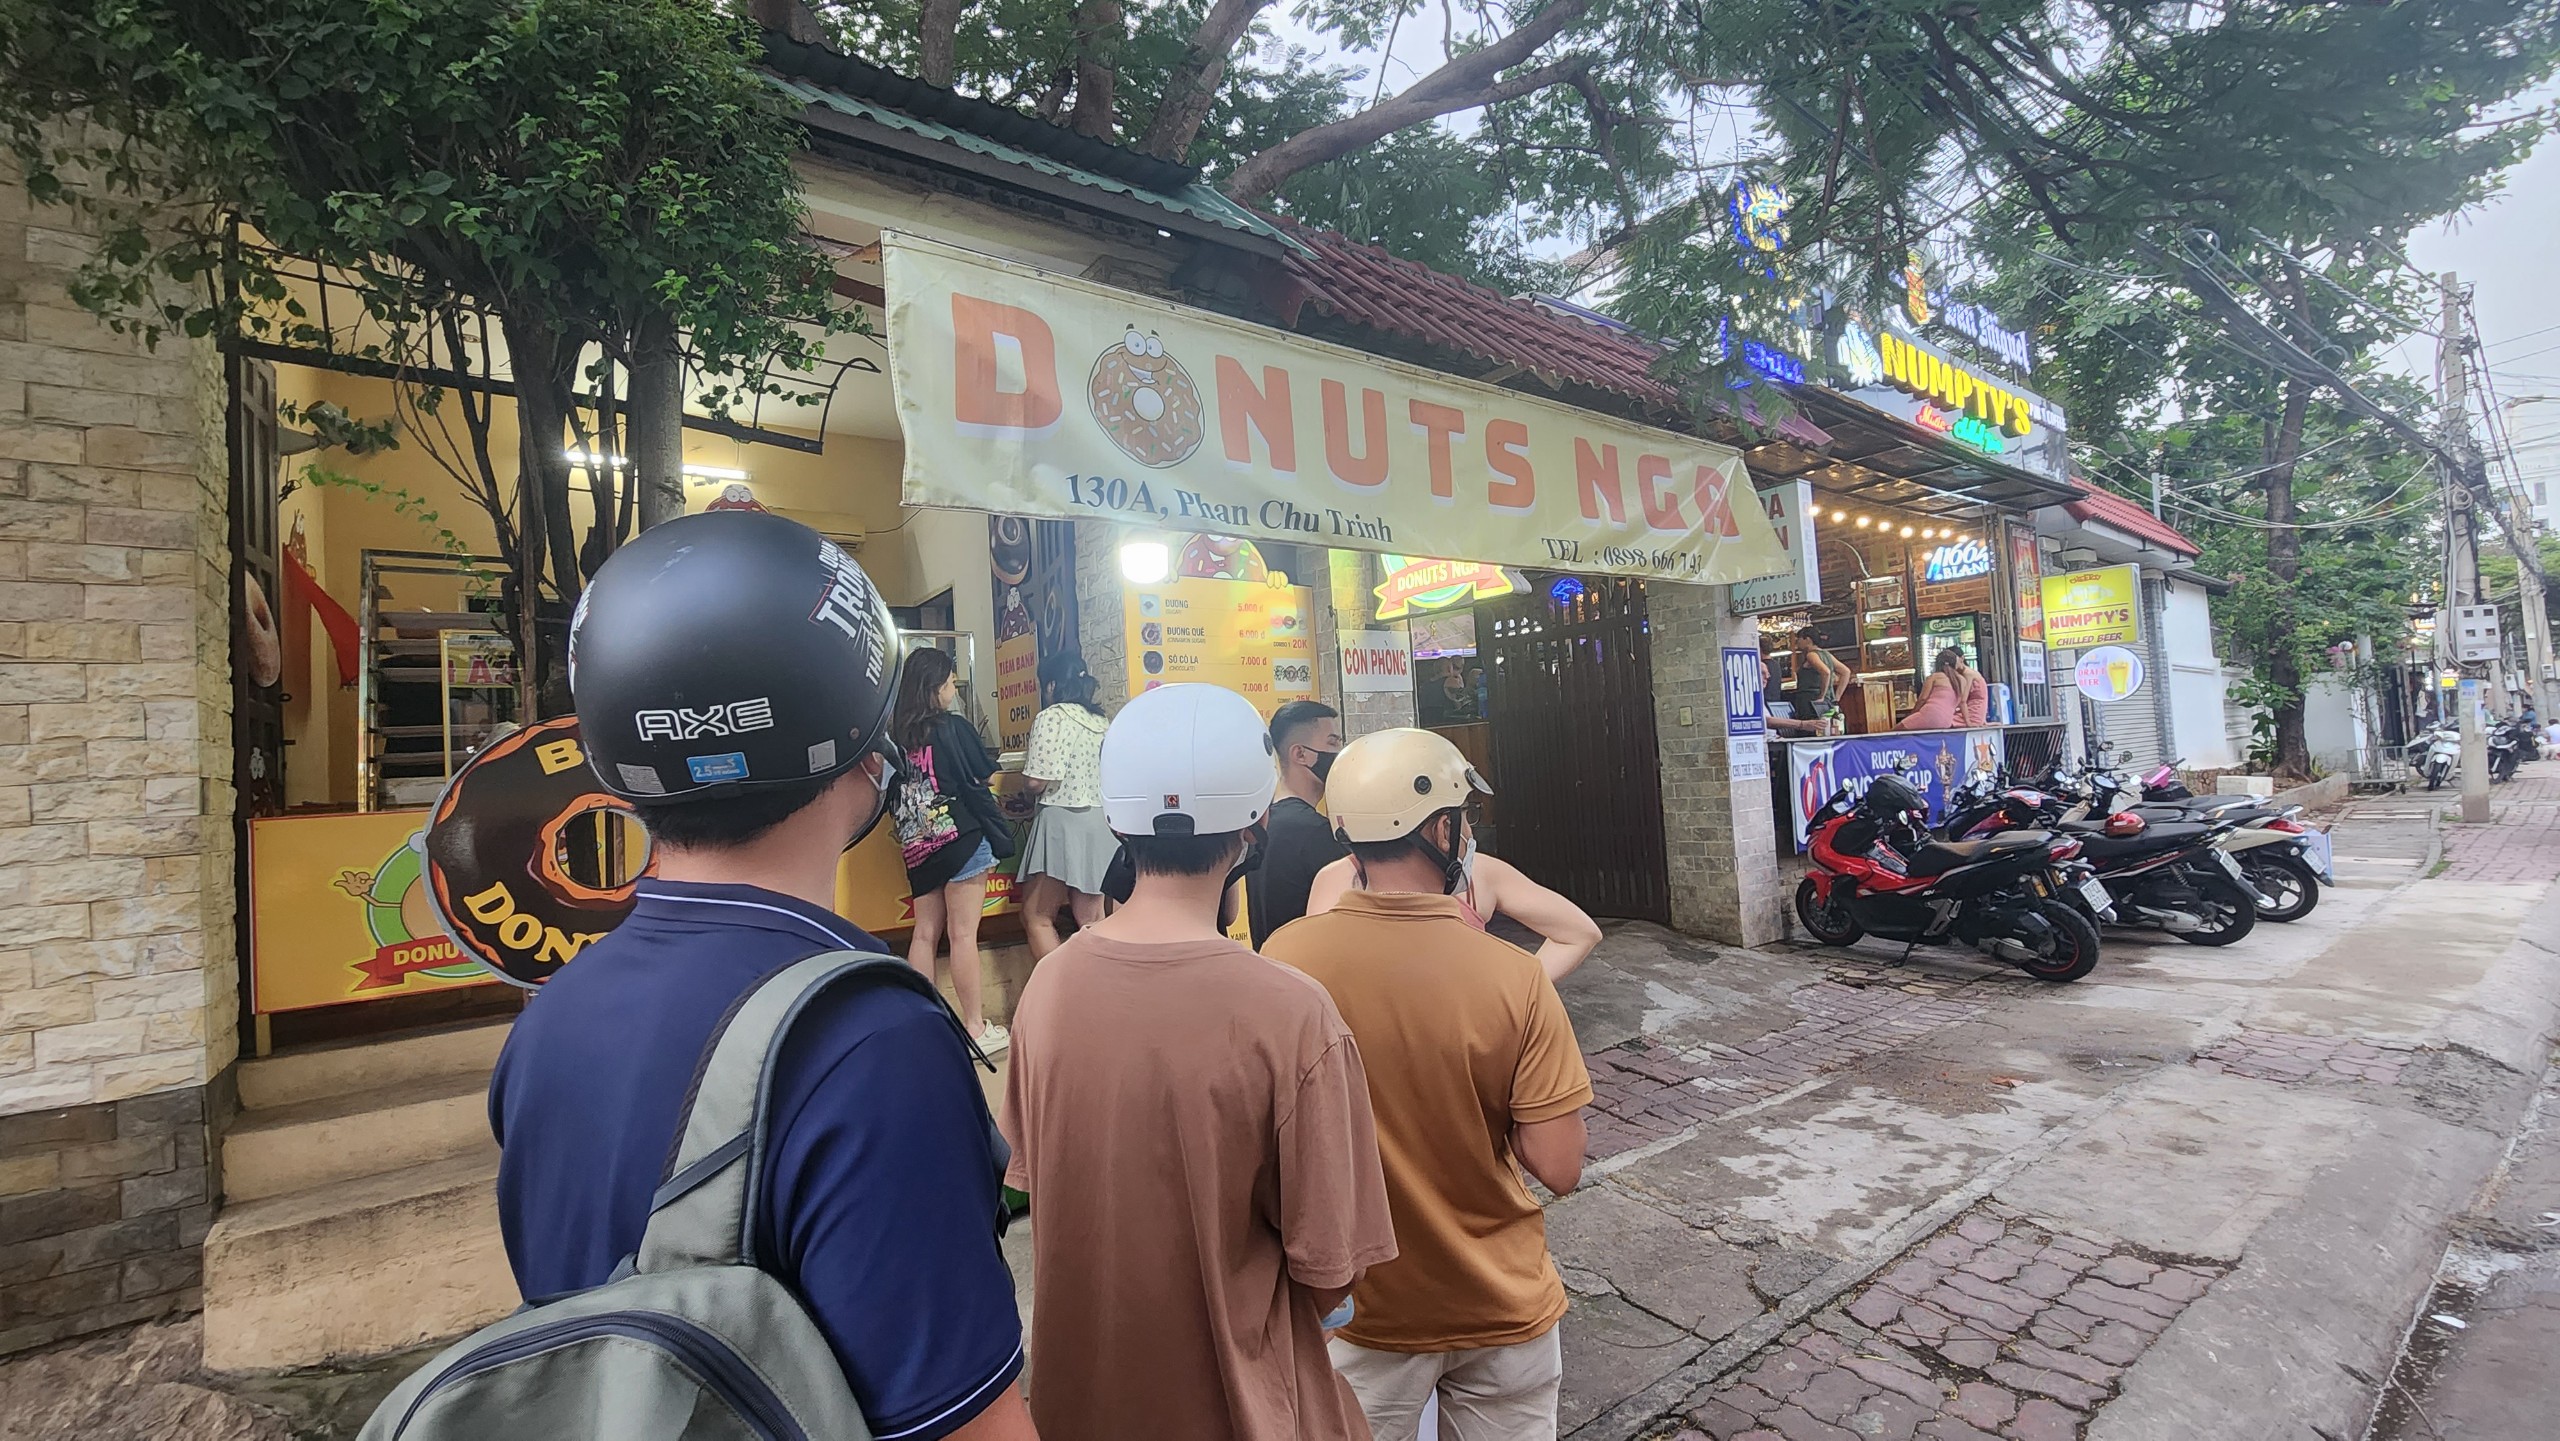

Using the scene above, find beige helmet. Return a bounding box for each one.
[1324,727,1492,844]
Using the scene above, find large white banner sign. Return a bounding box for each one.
[886,234,1791,586]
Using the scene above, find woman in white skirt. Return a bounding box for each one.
[1017,654,1116,960]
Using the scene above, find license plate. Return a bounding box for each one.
[2300,830,2335,884]
[2213,848,2245,880]
[2077,877,2113,912]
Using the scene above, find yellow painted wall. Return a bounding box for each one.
[270,365,1003,804]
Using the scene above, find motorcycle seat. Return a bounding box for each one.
[1905,833,2046,878]
[2072,822,2213,858]
[2130,803,2267,825]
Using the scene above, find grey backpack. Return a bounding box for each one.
[362,951,988,1441]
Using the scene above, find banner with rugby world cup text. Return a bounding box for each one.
[885,234,1792,587]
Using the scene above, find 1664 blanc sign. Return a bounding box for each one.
[886,234,1790,587]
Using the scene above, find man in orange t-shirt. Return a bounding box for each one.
[1263,728,1592,1441]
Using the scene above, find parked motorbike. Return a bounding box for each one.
[2490,719,2524,782]
[2089,765,2330,922]
[1794,773,2104,983]
[1939,768,2258,944]
[2410,725,2460,791]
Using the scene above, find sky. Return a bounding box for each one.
[2408,81,2560,524]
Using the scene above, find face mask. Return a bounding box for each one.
[1456,833,1479,891]
[1308,746,1339,782]
[1225,823,1270,893]
[844,747,905,852]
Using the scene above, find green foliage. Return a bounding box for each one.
[809,0,1682,292]
[2228,673,2288,775]
[0,0,843,390]
[0,0,858,704]
[277,399,398,458]
[281,463,493,597]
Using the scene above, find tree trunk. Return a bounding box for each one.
[1067,0,1122,139]
[917,0,963,87]
[1136,0,1274,160]
[501,311,587,717]
[630,314,687,530]
[1223,0,1595,200]
[2264,375,2312,778]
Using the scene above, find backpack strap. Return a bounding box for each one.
[636,950,946,1274]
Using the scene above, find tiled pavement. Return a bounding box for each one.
[1583,979,1988,1163]
[2191,1028,2410,1085]
[2437,772,2560,883]
[1658,1205,2226,1441]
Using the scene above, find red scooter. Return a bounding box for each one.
[1796,773,2105,983]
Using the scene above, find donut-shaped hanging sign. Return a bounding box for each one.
[425,716,653,988]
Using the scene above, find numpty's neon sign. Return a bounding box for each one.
[1882,333,2032,438]
[1915,403,2008,455]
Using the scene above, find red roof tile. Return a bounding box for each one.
[2065,477,2200,556]
[1269,220,1832,449]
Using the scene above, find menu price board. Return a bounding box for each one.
[1124,575,1318,714]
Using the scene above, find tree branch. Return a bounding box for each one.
[1226,0,1599,200]
[1137,0,1276,160]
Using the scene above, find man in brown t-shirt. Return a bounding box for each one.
[1263,728,1592,1441]
[1001,683,1397,1441]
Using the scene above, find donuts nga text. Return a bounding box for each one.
[887,234,1793,586]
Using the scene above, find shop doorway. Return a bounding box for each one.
[1480,577,1672,924]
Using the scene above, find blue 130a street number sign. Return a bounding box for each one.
[1722,647,1767,737]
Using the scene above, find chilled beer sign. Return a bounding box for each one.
[2040,565,2142,649]
[886,234,1790,587]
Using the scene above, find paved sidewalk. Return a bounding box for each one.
[5,763,2553,1441]
[1546,759,2560,1441]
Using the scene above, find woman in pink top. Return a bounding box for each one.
[1897,648,1969,731]
[1954,651,1989,725]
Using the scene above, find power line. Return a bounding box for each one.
[2484,320,2560,351]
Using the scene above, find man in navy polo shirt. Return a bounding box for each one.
[487,512,1036,1441]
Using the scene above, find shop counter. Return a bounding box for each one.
[1766,723,2065,852]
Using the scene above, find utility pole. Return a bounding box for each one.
[2441,274,2493,821]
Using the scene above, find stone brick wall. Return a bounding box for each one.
[1650,580,1783,945]
[1322,548,1415,739]
[1074,519,1128,709]
[0,1087,215,1353]
[0,157,235,1354]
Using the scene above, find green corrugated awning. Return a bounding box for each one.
[768,73,1308,257]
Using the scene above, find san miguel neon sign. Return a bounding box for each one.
[1879,332,2033,439]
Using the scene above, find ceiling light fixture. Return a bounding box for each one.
[564,449,750,482]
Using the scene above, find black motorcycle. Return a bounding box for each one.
[1940,773,2258,946]
[1799,774,2104,983]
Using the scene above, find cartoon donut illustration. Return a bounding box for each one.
[989,515,1033,586]
[1088,327,1205,468]
[705,482,768,513]
[1176,534,1268,581]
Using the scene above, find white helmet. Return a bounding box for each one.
[1100,684,1278,837]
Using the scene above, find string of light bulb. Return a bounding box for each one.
[1818,505,1976,543]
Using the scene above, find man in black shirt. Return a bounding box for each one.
[1247,699,1347,947]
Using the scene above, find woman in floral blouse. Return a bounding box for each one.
[1017,653,1114,960]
